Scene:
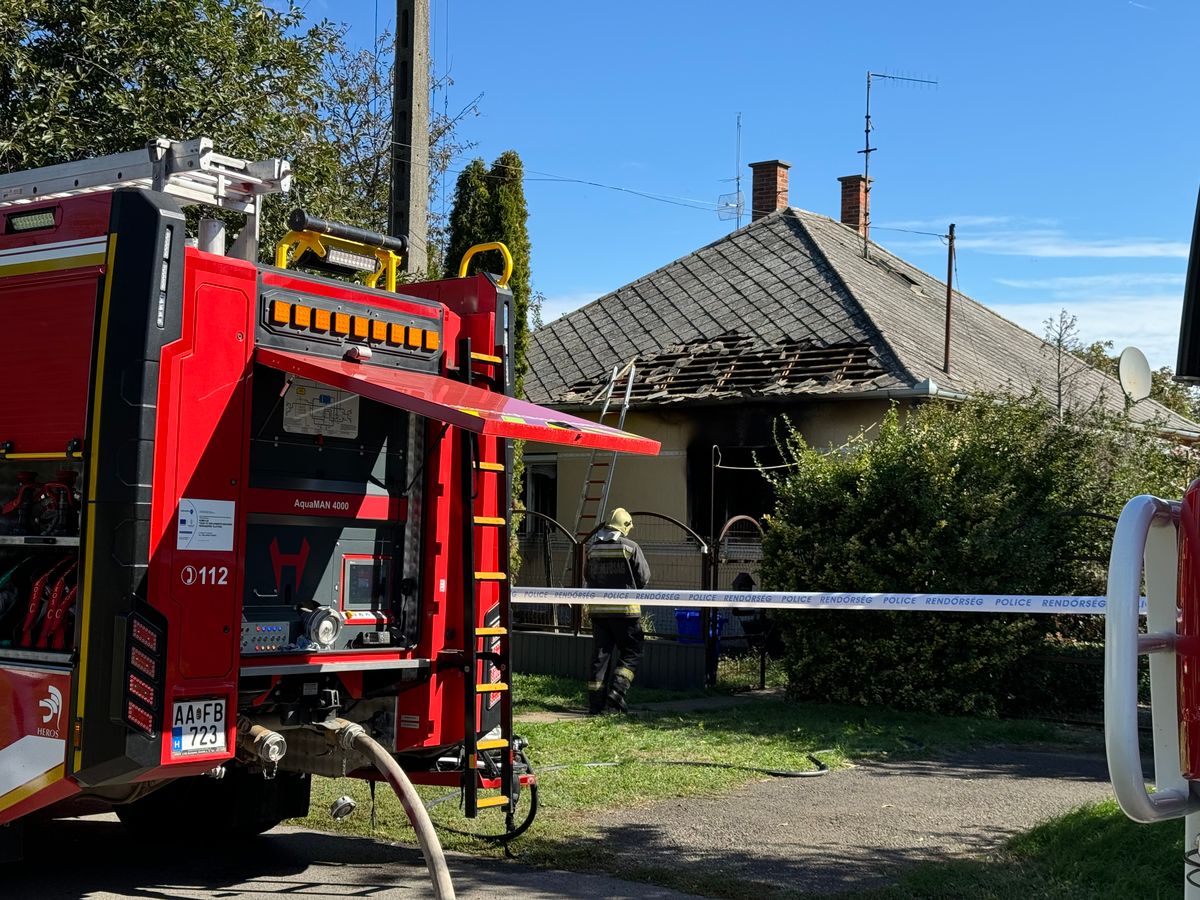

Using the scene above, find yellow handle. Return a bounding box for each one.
[458,242,513,287]
[275,230,399,292]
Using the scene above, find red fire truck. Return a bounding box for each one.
[1107,193,1200,898]
[0,138,658,873]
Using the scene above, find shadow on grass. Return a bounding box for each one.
[513,672,716,715]
[616,698,1102,760]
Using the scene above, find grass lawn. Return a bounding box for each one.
[291,674,1112,897]
[856,799,1181,900]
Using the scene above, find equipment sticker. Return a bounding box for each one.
[283,377,360,439]
[177,498,235,552]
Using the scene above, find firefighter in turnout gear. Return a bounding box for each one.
[585,508,651,714]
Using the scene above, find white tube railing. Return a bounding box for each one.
[1105,494,1198,823]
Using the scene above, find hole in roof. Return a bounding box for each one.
[871,256,926,296]
[561,332,885,403]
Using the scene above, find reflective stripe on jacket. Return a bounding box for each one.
[585,526,650,617]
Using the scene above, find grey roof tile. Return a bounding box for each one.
[526,207,1198,434]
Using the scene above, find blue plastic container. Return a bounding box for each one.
[674,609,725,645]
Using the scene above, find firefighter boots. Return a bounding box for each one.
[587,685,607,715]
[606,670,633,713]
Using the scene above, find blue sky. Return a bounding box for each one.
[324,0,1200,369]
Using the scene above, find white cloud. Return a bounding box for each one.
[880,214,1028,230]
[879,217,1188,260]
[989,295,1182,368]
[957,230,1189,259]
[995,273,1185,294]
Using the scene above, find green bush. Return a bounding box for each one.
[763,393,1192,716]
[1003,640,1104,717]
[782,609,1036,716]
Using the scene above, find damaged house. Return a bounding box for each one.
[522,160,1199,542]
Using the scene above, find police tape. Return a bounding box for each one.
[512,587,1149,616]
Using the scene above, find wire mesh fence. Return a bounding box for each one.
[513,529,576,630]
[511,509,775,689]
[513,510,579,631]
[710,516,775,690]
[625,511,708,640]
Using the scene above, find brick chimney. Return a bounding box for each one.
[749,160,791,221]
[838,174,871,237]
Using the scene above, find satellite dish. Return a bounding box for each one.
[1118,346,1153,403]
[717,190,744,222]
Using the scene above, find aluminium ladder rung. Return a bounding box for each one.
[476,626,508,636]
[476,682,509,692]
[0,137,291,212]
[476,795,510,809]
[477,738,510,750]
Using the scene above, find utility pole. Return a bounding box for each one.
[943,223,955,373]
[390,0,429,274]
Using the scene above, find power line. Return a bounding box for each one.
[523,175,716,211]
[871,225,947,240]
[389,136,764,216]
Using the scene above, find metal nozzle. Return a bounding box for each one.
[329,795,357,820]
[237,717,288,764]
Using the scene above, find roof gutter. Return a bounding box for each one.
[873,377,969,403]
[1161,428,1200,442]
[893,378,1200,443]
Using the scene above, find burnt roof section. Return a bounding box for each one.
[527,207,1199,435]
[559,331,889,405]
[528,210,909,405]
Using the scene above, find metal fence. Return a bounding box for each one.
[512,509,775,689]
[710,516,777,689]
[514,510,578,631]
[625,511,708,638]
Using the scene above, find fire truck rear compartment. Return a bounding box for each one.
[242,362,418,654]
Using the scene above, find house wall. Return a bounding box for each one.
[783,398,898,450]
[524,397,912,539]
[525,410,695,527]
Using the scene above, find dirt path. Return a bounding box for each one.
[593,747,1114,896]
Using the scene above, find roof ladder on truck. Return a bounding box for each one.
[565,360,637,564]
[0,137,291,260]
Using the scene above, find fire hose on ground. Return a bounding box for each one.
[326,718,457,900]
[424,746,836,845]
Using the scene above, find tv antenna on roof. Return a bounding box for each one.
[860,71,938,257]
[717,112,745,228]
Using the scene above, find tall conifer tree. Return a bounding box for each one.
[486,151,532,396]
[445,152,534,572]
[444,159,493,276]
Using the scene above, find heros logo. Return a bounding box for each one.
[37,684,62,737]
